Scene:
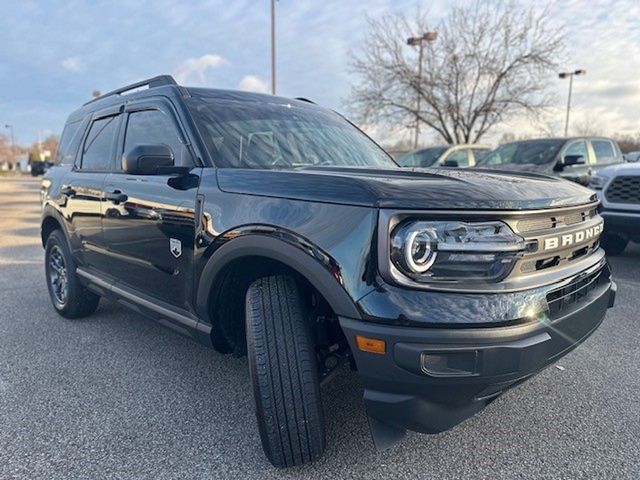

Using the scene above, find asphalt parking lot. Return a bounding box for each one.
[0,176,638,479]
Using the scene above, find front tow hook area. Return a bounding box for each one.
[364,389,486,451]
[367,414,407,451]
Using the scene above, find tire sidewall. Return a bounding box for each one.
[45,230,77,315]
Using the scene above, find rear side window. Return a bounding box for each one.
[81,116,119,171]
[123,109,187,167]
[592,140,615,164]
[55,120,83,165]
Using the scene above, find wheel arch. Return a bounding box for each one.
[196,233,362,326]
[41,207,69,247]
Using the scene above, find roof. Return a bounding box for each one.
[66,74,317,124]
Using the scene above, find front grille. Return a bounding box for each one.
[605,175,640,204]
[516,207,596,234]
[546,265,608,319]
[507,203,603,281]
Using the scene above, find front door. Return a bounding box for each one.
[559,139,591,185]
[101,99,200,311]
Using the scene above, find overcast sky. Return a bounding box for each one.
[1,0,639,146]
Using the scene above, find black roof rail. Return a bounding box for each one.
[84,75,178,106]
[295,97,316,104]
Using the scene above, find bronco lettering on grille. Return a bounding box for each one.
[543,223,603,251]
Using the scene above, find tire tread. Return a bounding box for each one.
[246,275,325,467]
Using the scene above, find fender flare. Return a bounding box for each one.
[195,234,362,322]
[40,204,71,247]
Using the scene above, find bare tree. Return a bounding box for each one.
[0,134,12,164]
[347,1,564,145]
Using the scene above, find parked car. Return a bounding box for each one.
[397,144,491,168]
[590,162,640,255]
[477,137,624,185]
[624,151,640,162]
[41,76,615,467]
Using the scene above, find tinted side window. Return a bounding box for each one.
[81,116,119,171]
[123,110,186,167]
[55,120,83,165]
[563,140,588,163]
[592,140,615,164]
[445,149,469,167]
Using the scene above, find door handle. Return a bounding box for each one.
[60,186,76,197]
[104,190,128,204]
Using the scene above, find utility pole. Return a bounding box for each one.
[4,124,15,166]
[559,69,586,137]
[407,31,437,149]
[271,0,276,95]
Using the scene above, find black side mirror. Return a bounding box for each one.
[563,154,586,166]
[442,159,459,167]
[123,144,175,175]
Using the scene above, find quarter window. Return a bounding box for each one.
[55,120,82,165]
[81,116,119,171]
[123,110,186,167]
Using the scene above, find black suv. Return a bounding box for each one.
[41,76,616,467]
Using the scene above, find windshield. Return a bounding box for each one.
[397,147,447,167]
[479,140,565,167]
[186,98,397,169]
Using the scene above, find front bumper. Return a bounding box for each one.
[340,271,616,448]
[601,209,640,237]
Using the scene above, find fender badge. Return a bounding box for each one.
[170,238,182,258]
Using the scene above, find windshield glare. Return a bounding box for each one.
[480,140,564,167]
[398,147,447,167]
[186,99,397,169]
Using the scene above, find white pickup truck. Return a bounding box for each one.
[590,162,640,255]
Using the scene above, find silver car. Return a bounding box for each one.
[397,144,491,168]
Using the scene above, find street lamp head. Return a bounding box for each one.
[574,69,586,75]
[423,31,438,42]
[407,31,438,46]
[558,72,569,79]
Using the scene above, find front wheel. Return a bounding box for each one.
[245,275,326,467]
[45,230,100,318]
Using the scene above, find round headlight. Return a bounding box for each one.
[405,230,437,272]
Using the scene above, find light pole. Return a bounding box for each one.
[559,69,586,137]
[4,124,15,166]
[271,0,276,95]
[407,31,437,149]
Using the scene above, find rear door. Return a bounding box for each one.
[60,108,121,271]
[101,98,201,310]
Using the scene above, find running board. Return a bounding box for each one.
[76,267,210,345]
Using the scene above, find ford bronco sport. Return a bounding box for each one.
[41,75,616,467]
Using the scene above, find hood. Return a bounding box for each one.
[217,167,597,210]
[597,162,640,176]
[479,162,556,174]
